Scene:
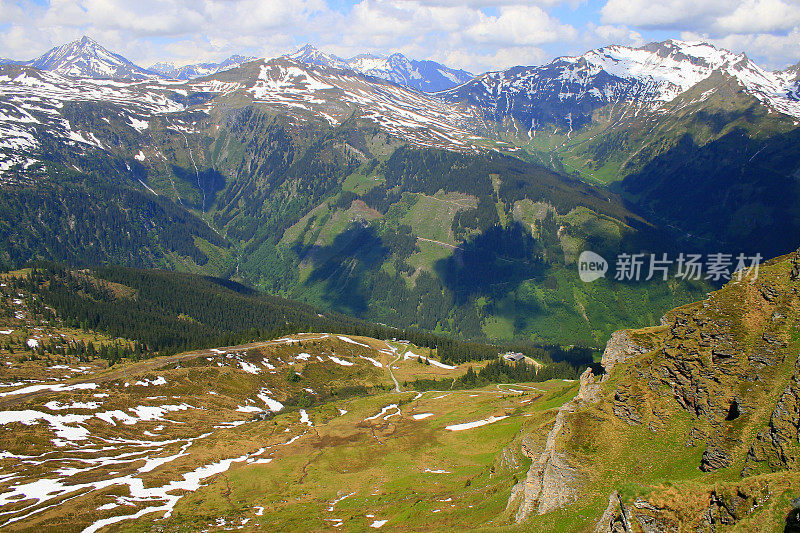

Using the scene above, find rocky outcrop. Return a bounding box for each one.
[509,327,660,522]
[507,368,602,521]
[595,491,631,533]
[593,252,800,529]
[595,492,678,533]
[700,445,732,471]
[600,330,650,375]
[613,387,644,425]
[743,353,800,475]
[595,485,782,533]
[608,265,799,473]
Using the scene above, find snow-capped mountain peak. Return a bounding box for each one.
[782,61,800,83]
[148,61,175,74]
[349,52,419,83]
[285,44,349,70]
[29,35,155,80]
[563,40,751,99]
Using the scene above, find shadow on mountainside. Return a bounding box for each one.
[435,222,547,304]
[615,128,800,259]
[296,223,390,315]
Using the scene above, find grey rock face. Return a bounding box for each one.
[601,330,649,375]
[507,368,602,522]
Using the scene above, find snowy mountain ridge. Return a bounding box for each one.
[148,55,256,80]
[2,36,800,184]
[0,65,185,178]
[285,44,473,92]
[7,37,473,91]
[569,40,800,112]
[440,39,800,131]
[0,56,498,182]
[195,57,498,151]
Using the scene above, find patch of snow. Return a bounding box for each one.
[337,335,370,348]
[44,401,100,410]
[0,382,98,397]
[445,415,508,431]
[134,377,166,386]
[328,491,356,512]
[359,355,383,368]
[0,409,93,442]
[328,355,353,366]
[257,390,284,412]
[364,404,400,421]
[403,351,456,369]
[95,404,192,426]
[239,361,261,374]
[128,117,149,132]
[79,447,264,533]
[236,405,262,413]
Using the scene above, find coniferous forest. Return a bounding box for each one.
[14,263,595,375]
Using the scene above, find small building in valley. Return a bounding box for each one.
[502,352,525,362]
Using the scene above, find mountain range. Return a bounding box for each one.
[0,35,799,347]
[148,54,256,80]
[25,35,156,80]
[441,40,800,130]
[285,44,474,92]
[0,36,473,92]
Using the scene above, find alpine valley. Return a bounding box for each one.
[9,36,787,347]
[1,32,800,532]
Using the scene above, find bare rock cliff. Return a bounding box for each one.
[507,367,603,521]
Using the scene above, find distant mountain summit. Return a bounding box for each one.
[285,44,350,70]
[28,35,154,80]
[148,54,256,80]
[284,44,473,92]
[783,61,800,83]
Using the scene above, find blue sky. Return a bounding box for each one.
[1,0,799,72]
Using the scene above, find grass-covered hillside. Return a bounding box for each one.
[503,74,800,261]
[202,118,707,346]
[0,244,797,532]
